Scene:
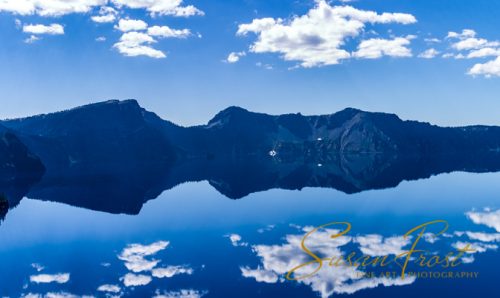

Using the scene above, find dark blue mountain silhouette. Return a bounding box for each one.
[1,99,500,215]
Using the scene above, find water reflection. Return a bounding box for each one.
[236,209,499,297]
[22,240,206,298]
[1,151,500,218]
[0,188,498,297]
[0,156,499,297]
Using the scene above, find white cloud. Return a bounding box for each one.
[121,273,152,287]
[418,48,439,59]
[448,252,476,264]
[55,292,84,298]
[91,6,117,23]
[153,289,207,298]
[152,265,193,278]
[23,23,64,35]
[249,226,350,277]
[447,29,500,51]
[118,240,169,272]
[147,25,191,38]
[335,276,415,295]
[225,52,246,63]
[467,47,500,59]
[257,224,276,234]
[256,62,273,70]
[465,231,500,242]
[111,0,204,17]
[117,241,196,287]
[447,29,476,39]
[226,234,248,246]
[237,18,278,35]
[354,234,411,256]
[113,24,193,58]
[30,273,70,284]
[424,37,441,43]
[96,36,106,42]
[461,255,475,264]
[453,38,483,50]
[422,232,439,243]
[2,1,199,60]
[466,209,500,231]
[124,257,160,272]
[0,0,106,16]
[113,31,166,58]
[353,37,413,59]
[92,14,116,23]
[442,30,500,77]
[97,284,121,293]
[240,266,279,283]
[115,19,148,32]
[31,263,45,272]
[236,0,416,67]
[242,226,415,298]
[24,35,40,43]
[452,241,498,253]
[25,292,94,298]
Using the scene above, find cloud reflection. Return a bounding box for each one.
[118,241,169,273]
[238,226,415,297]
[116,240,197,292]
[225,234,248,247]
[121,273,152,287]
[236,209,500,297]
[22,293,94,298]
[354,234,411,256]
[152,266,194,278]
[240,266,279,283]
[97,284,121,293]
[464,231,500,242]
[152,289,207,298]
[466,208,500,232]
[29,273,70,284]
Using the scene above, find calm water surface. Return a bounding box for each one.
[0,172,499,297]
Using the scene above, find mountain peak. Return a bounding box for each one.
[337,107,364,114]
[1,99,146,137]
[207,106,251,126]
[71,99,141,111]
[214,106,250,116]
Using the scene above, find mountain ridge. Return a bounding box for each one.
[1,99,500,215]
[3,99,500,162]
[0,99,500,213]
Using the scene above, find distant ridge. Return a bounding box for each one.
[3,99,500,162]
[0,99,500,214]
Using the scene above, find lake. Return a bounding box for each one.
[0,171,499,297]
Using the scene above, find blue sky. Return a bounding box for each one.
[0,0,499,127]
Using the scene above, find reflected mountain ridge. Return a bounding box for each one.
[1,99,500,216]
